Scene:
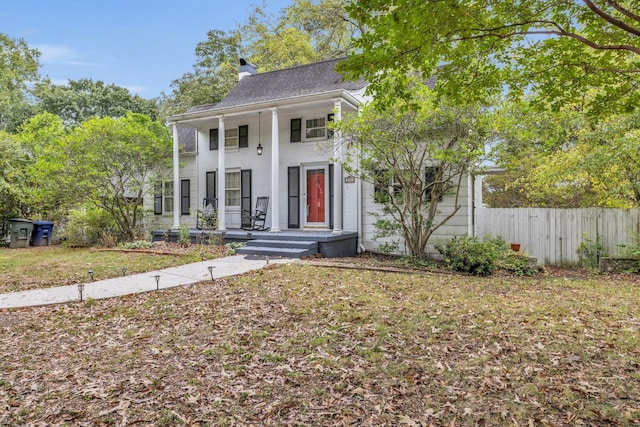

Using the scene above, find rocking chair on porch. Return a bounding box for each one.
[241,196,270,231]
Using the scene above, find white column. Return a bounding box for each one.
[270,108,281,232]
[332,100,343,235]
[172,123,180,229]
[217,116,226,231]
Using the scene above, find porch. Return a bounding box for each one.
[151,229,358,259]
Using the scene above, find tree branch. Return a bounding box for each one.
[605,0,640,24]
[583,0,640,36]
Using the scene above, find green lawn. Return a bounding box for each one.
[0,244,225,294]
[1,264,638,425]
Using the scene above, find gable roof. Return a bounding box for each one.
[186,58,367,115]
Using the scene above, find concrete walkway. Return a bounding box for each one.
[0,255,296,309]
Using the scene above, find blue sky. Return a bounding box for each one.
[0,0,291,98]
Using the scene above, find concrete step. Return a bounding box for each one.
[245,239,318,250]
[236,246,316,258]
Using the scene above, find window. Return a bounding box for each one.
[163,181,174,213]
[238,125,249,148]
[373,169,390,204]
[290,118,302,142]
[209,128,218,150]
[306,117,326,139]
[210,126,248,150]
[225,171,241,207]
[225,128,238,148]
[424,166,442,202]
[180,179,190,215]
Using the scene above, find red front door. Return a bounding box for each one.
[306,168,325,223]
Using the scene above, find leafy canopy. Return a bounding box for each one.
[340,0,640,115]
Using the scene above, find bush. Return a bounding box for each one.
[60,206,118,247]
[118,240,152,250]
[497,251,539,276]
[435,236,507,276]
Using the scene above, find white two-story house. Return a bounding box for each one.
[148,58,474,257]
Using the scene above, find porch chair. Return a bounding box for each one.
[241,196,270,231]
[196,198,217,230]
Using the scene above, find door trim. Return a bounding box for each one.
[302,164,330,228]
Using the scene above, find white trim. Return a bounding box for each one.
[172,124,180,229]
[217,117,226,231]
[270,108,281,232]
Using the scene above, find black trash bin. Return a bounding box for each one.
[8,219,34,249]
[31,221,54,246]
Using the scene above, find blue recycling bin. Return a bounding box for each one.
[31,221,54,246]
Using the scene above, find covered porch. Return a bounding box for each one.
[151,228,358,259]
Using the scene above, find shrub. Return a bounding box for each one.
[178,224,191,247]
[497,251,540,276]
[60,206,118,247]
[118,240,152,250]
[435,235,506,276]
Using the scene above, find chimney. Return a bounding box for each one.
[238,58,257,80]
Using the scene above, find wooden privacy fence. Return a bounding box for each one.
[474,208,640,266]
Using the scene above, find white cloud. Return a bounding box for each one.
[124,85,147,95]
[32,44,94,66]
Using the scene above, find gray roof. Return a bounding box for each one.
[176,124,196,152]
[187,58,367,114]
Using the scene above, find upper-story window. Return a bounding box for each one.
[291,114,333,143]
[209,125,249,150]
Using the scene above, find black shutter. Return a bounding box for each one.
[288,166,300,229]
[241,169,252,228]
[209,128,218,150]
[205,171,217,207]
[374,169,390,203]
[180,179,190,215]
[329,164,334,229]
[238,125,249,148]
[154,183,162,214]
[425,166,439,202]
[290,118,302,143]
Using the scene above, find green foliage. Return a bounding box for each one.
[496,251,541,276]
[577,233,605,269]
[60,206,118,247]
[33,78,158,126]
[340,0,640,116]
[435,236,508,276]
[225,241,246,256]
[0,33,40,132]
[118,240,152,250]
[336,73,491,258]
[178,224,191,247]
[160,1,354,117]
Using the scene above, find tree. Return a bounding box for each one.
[159,0,357,117]
[0,131,28,234]
[336,74,490,258]
[62,113,172,241]
[34,78,158,127]
[0,33,40,132]
[17,113,172,241]
[340,0,640,115]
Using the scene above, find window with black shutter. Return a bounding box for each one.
[154,183,163,214]
[424,166,441,202]
[181,179,190,215]
[290,118,302,142]
[239,125,249,148]
[209,128,218,150]
[373,169,390,203]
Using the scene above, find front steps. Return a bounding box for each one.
[235,239,318,258]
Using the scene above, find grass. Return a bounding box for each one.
[0,243,225,293]
[1,264,639,425]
